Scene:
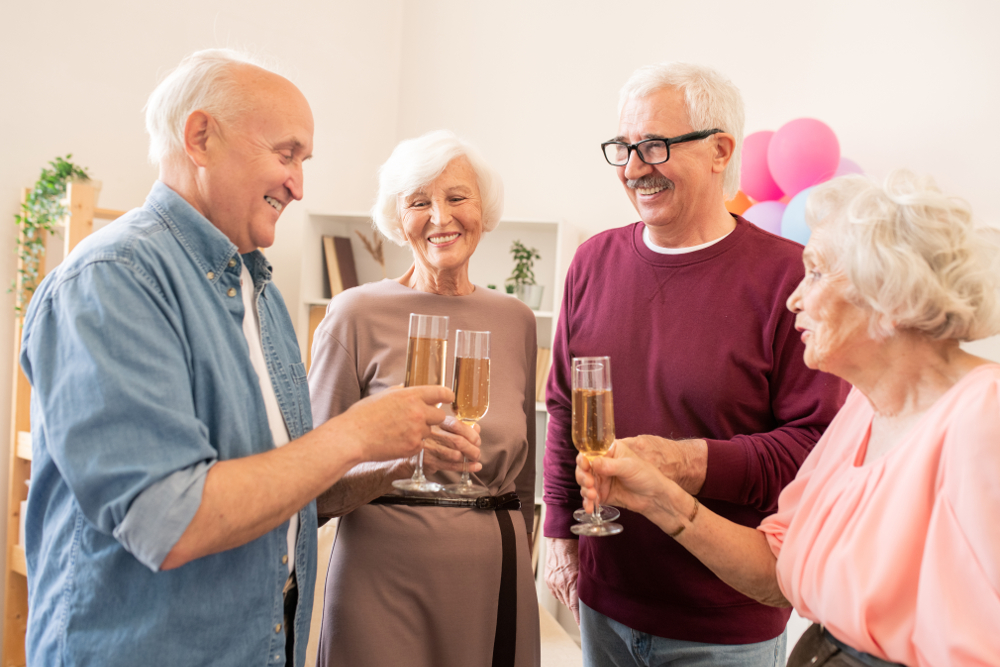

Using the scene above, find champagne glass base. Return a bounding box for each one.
[392,478,444,493]
[574,505,621,523]
[443,482,490,497]
[571,521,623,537]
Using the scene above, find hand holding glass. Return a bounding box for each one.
[571,357,623,537]
[444,330,490,497]
[392,313,448,493]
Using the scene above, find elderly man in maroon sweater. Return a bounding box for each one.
[542,62,848,666]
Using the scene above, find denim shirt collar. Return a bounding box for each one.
[145,181,273,293]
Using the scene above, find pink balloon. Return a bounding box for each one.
[767,118,840,197]
[834,157,864,177]
[742,201,786,235]
[740,131,784,202]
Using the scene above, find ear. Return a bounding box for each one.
[183,110,215,168]
[710,133,736,175]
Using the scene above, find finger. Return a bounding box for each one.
[422,403,448,427]
[411,384,453,407]
[428,423,482,461]
[421,439,464,463]
[437,415,482,447]
[576,453,592,472]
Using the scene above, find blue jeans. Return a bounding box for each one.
[580,600,787,667]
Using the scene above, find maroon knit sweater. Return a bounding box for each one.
[543,217,849,644]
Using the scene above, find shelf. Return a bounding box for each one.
[9,545,27,577]
[15,432,31,461]
[535,402,547,413]
[531,310,554,318]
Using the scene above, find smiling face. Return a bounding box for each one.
[787,232,873,373]
[399,156,484,279]
[200,68,314,253]
[615,87,726,234]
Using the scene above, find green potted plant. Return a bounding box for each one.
[11,155,91,313]
[505,240,543,310]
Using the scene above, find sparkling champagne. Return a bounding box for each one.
[404,337,447,388]
[453,357,490,423]
[572,388,615,458]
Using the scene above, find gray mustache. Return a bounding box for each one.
[627,175,674,190]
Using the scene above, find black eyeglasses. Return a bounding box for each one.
[601,129,723,166]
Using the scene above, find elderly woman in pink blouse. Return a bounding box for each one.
[576,170,1000,667]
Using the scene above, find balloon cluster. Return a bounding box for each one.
[727,118,862,245]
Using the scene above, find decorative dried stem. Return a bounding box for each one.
[355,229,386,278]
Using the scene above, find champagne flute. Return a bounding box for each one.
[570,357,623,537]
[444,330,491,497]
[392,313,449,493]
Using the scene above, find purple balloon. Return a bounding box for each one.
[834,157,864,177]
[741,131,784,202]
[742,201,787,236]
[767,118,840,197]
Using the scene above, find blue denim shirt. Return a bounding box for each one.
[20,181,317,667]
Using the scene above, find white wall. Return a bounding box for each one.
[2,0,999,650]
[392,0,1000,362]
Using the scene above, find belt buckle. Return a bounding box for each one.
[475,496,496,510]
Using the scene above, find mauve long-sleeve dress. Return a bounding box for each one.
[308,279,540,667]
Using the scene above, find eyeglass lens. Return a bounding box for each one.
[604,140,669,166]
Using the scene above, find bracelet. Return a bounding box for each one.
[667,496,699,538]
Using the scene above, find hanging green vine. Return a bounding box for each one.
[11,155,90,313]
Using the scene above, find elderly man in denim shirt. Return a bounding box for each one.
[18,50,480,667]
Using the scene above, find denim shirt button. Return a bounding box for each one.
[275,623,282,633]
[282,554,288,564]
[227,288,237,297]
[206,271,214,280]
[228,258,237,268]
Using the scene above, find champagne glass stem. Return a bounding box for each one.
[460,456,470,485]
[591,471,603,525]
[413,449,426,482]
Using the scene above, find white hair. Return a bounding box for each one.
[144,48,276,165]
[805,169,1000,341]
[618,62,745,199]
[372,130,504,246]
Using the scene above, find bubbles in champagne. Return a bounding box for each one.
[572,388,615,457]
[453,357,490,422]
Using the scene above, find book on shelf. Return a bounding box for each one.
[322,236,359,298]
[535,347,551,403]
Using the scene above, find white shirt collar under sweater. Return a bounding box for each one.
[642,224,733,254]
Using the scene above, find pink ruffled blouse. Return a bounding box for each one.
[759,364,1000,666]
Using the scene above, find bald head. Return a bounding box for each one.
[145,49,294,166]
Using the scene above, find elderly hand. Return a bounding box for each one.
[420,416,483,474]
[338,384,451,463]
[616,434,707,495]
[576,441,673,517]
[544,538,581,625]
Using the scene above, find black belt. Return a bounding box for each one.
[369,491,521,511]
[824,627,907,667]
[370,490,520,667]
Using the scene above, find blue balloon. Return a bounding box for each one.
[781,186,815,245]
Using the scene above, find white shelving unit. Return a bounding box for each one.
[297,212,578,354]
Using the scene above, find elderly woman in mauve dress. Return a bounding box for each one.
[308,129,540,667]
[577,170,1000,667]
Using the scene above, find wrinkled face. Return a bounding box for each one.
[204,70,314,253]
[615,87,721,230]
[399,156,484,275]
[786,233,872,373]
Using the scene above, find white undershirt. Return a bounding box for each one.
[642,225,733,254]
[240,263,297,574]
